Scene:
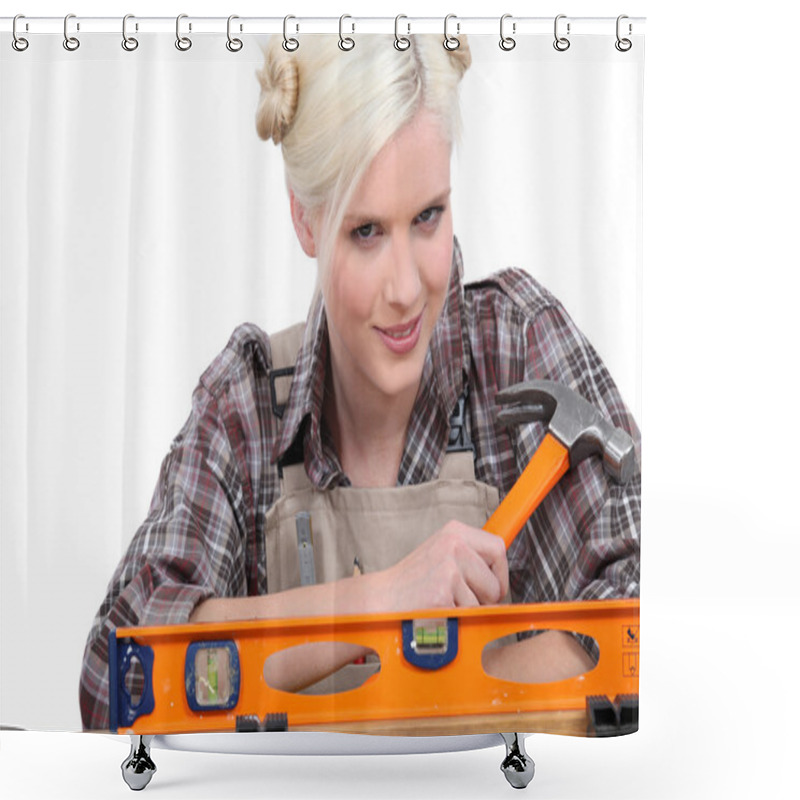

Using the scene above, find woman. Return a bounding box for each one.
[80,35,640,730]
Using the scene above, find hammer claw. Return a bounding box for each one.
[495,383,555,409]
[495,404,549,428]
[495,383,559,428]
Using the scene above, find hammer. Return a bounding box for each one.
[483,380,639,548]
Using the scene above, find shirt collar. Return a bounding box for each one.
[272,237,469,487]
[428,236,469,419]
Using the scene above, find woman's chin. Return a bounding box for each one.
[367,356,428,403]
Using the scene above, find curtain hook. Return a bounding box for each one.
[499,14,516,51]
[443,14,460,51]
[339,14,355,51]
[226,15,243,52]
[175,14,192,51]
[615,15,632,52]
[63,13,80,51]
[553,14,570,52]
[12,14,29,52]
[282,15,299,51]
[122,14,139,52]
[394,14,410,51]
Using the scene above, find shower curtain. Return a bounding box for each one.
[0,14,644,739]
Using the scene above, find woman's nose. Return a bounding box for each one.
[385,235,422,307]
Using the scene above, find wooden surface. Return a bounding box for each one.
[293,709,589,737]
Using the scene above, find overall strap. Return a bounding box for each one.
[447,386,474,455]
[268,322,305,420]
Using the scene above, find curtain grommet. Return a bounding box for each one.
[175,14,192,51]
[226,15,243,52]
[443,14,460,51]
[63,13,80,52]
[12,14,29,52]
[553,14,570,52]
[499,14,516,51]
[338,15,355,51]
[282,15,299,52]
[121,14,139,52]
[394,15,411,51]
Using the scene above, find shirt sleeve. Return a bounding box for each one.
[472,269,641,607]
[78,383,252,731]
[511,300,641,605]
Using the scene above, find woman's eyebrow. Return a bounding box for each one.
[420,188,452,210]
[343,188,452,227]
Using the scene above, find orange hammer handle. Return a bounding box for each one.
[483,432,570,549]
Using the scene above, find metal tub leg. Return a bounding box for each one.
[121,735,156,790]
[500,733,535,789]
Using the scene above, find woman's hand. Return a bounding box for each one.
[370,520,509,612]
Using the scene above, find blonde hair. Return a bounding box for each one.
[256,34,471,268]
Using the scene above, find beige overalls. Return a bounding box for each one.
[262,324,501,694]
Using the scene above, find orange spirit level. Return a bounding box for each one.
[110,598,639,736]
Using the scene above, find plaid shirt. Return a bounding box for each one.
[80,240,641,729]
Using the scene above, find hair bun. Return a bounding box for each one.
[255,41,299,144]
[448,36,472,78]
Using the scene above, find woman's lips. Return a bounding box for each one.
[375,311,424,355]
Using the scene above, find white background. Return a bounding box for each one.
[2,1,799,799]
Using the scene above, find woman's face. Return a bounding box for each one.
[313,109,454,407]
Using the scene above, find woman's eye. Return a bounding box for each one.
[351,222,378,241]
[415,206,444,227]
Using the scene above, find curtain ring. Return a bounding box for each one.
[394,15,410,51]
[12,15,29,52]
[226,15,243,52]
[282,15,299,51]
[553,14,570,52]
[122,14,139,52]
[63,13,80,51]
[499,14,516,51]
[443,14,460,51]
[339,15,355,51]
[615,15,632,52]
[175,14,192,51]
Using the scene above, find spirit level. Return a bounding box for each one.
[110,598,639,736]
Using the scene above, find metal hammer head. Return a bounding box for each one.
[496,380,639,483]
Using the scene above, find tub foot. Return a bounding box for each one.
[500,733,534,789]
[121,735,156,791]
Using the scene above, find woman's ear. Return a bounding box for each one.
[289,191,317,258]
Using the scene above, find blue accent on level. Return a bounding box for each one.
[185,640,240,713]
[111,635,155,729]
[401,618,459,670]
